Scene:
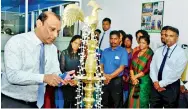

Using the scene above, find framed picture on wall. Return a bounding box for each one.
[141,1,164,33]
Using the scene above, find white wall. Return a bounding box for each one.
[82,0,188,50]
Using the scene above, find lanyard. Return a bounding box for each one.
[162,45,177,58]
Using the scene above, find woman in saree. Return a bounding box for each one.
[128,35,153,108]
[132,30,149,55]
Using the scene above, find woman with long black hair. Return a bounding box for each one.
[59,35,82,108]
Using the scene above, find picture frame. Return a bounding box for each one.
[141,1,164,33]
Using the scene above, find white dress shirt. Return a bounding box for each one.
[150,43,188,88]
[99,29,111,50]
[180,48,188,89]
[1,31,61,102]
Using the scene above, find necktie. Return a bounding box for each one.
[158,47,170,81]
[99,32,105,48]
[37,43,45,108]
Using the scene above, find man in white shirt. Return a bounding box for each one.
[1,11,75,108]
[179,46,188,108]
[99,18,111,50]
[150,26,188,108]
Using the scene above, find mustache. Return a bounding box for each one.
[110,42,117,44]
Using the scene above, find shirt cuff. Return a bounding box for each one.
[34,74,44,83]
[180,80,184,85]
[184,83,188,90]
[151,77,158,83]
[159,81,166,88]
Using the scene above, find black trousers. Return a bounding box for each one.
[150,79,180,108]
[102,76,123,108]
[178,92,188,108]
[61,85,77,108]
[1,93,37,108]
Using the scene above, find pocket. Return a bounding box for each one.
[114,59,120,66]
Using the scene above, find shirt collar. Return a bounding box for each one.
[109,46,121,51]
[30,31,43,46]
[104,28,111,34]
[165,43,177,50]
[163,43,177,56]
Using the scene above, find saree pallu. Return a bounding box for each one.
[128,48,153,108]
[128,74,152,108]
[132,46,140,56]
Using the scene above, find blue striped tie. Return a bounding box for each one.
[37,43,45,108]
[158,47,170,81]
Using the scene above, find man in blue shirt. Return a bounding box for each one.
[100,30,128,108]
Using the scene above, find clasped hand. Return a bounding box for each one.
[130,73,139,85]
[104,74,112,85]
[153,81,166,92]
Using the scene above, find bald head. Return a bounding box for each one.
[37,11,61,23]
[35,11,61,44]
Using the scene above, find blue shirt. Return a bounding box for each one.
[100,46,128,76]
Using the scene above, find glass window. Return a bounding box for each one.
[18,14,25,33]
[28,12,31,31]
[52,7,60,15]
[34,11,39,27]
[63,26,74,37]
[1,2,27,35]
[42,9,48,12]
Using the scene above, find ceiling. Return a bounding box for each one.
[1,0,72,13]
